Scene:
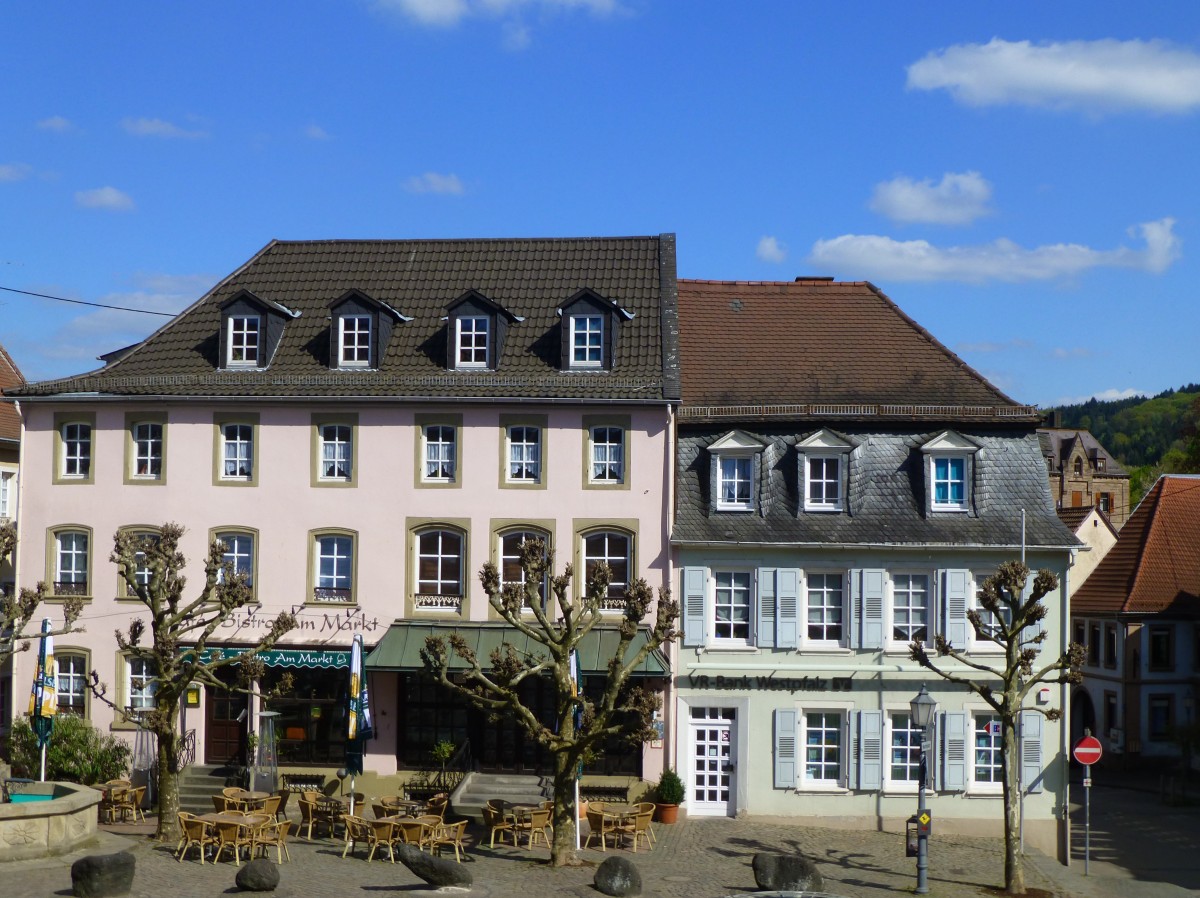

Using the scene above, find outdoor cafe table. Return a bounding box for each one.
[229,790,271,809]
[381,798,426,815]
[197,812,272,862]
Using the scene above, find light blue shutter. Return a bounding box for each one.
[847,569,861,649]
[757,568,776,648]
[943,569,970,648]
[941,711,968,791]
[861,569,885,649]
[777,569,799,648]
[682,567,707,647]
[857,711,883,790]
[1021,711,1044,793]
[774,708,797,789]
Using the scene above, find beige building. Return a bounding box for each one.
[1039,427,1131,529]
[1057,506,1119,597]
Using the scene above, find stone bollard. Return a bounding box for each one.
[751,852,824,893]
[594,855,642,897]
[235,857,281,892]
[394,844,473,888]
[70,851,136,898]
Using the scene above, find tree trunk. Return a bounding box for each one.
[1001,715,1025,894]
[549,747,580,866]
[153,726,181,842]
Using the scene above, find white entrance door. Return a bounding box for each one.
[687,706,736,816]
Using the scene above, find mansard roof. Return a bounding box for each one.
[12,236,680,403]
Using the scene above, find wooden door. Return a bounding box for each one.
[204,668,247,765]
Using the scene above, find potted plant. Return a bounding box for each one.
[654,767,685,824]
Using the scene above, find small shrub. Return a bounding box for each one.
[655,766,685,804]
[4,714,132,784]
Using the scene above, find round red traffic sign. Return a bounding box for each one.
[1073,735,1103,765]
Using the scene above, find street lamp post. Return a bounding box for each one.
[910,685,937,896]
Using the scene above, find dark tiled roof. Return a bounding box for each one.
[672,425,1077,548]
[1072,475,1200,616]
[676,279,1023,412]
[1056,506,1095,530]
[1038,428,1128,477]
[13,237,679,402]
[0,343,24,442]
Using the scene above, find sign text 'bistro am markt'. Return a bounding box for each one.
[220,606,383,634]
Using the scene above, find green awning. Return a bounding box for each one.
[364,622,668,677]
[200,647,349,669]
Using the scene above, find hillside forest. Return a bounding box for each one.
[1052,385,1200,504]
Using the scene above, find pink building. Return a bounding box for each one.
[7,237,678,797]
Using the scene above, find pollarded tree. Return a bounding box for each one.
[0,520,83,663]
[92,524,295,842]
[909,560,1084,896]
[421,538,678,867]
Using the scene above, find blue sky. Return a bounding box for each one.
[2,2,1198,407]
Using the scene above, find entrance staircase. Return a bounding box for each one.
[178,764,241,815]
[451,772,550,822]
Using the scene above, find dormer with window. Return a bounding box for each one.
[557,288,633,372]
[798,429,852,513]
[921,431,980,513]
[328,289,410,370]
[708,430,765,513]
[218,289,300,370]
[444,290,522,372]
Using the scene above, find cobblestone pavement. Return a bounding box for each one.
[0,809,1146,898]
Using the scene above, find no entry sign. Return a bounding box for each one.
[1073,735,1104,766]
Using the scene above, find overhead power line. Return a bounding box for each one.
[0,284,178,317]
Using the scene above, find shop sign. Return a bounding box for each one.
[683,673,854,692]
[220,605,383,634]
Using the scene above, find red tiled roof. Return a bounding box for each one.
[676,279,1020,409]
[0,343,24,442]
[1072,475,1200,616]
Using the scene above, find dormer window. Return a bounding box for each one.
[921,431,980,513]
[798,429,852,513]
[339,316,372,367]
[445,290,521,373]
[219,289,299,371]
[558,288,633,371]
[456,316,490,368]
[707,430,765,513]
[227,315,261,367]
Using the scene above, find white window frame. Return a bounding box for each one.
[226,315,261,368]
[319,424,353,481]
[0,469,14,519]
[888,571,931,648]
[216,531,255,586]
[423,425,457,483]
[582,530,631,607]
[131,421,163,480]
[803,571,846,648]
[500,529,549,611]
[507,425,541,483]
[931,454,968,510]
[884,710,922,793]
[339,315,372,368]
[570,314,604,367]
[970,710,1004,794]
[55,531,89,593]
[416,529,464,598]
[456,316,490,369]
[969,570,1007,653]
[61,422,92,478]
[717,456,753,511]
[222,424,254,480]
[804,454,843,512]
[800,708,847,791]
[127,657,157,713]
[589,426,624,484]
[314,534,354,603]
[710,569,754,647]
[56,652,88,717]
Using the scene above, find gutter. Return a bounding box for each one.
[9,393,676,408]
[671,538,1081,551]
[684,659,1005,676]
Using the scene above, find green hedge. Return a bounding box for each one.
[4,714,132,785]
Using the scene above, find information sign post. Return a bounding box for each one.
[1072,731,1104,875]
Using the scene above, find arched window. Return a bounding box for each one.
[1073,457,1083,476]
[582,530,632,605]
[418,529,464,597]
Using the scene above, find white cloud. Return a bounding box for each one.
[907,38,1200,114]
[75,186,135,211]
[1051,347,1095,360]
[403,172,466,195]
[121,117,208,139]
[502,21,532,50]
[756,236,787,264]
[870,171,992,225]
[0,163,32,182]
[36,115,73,132]
[305,124,331,140]
[1055,387,1147,405]
[374,0,617,28]
[808,217,1180,283]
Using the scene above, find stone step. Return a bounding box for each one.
[451,772,551,822]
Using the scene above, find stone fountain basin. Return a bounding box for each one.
[0,782,101,862]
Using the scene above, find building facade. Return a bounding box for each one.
[1071,474,1200,764]
[670,279,1078,858]
[0,343,24,734]
[7,237,679,794]
[1039,428,1131,530]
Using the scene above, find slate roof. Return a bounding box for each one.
[0,343,24,443]
[676,279,1029,415]
[673,424,1077,548]
[1039,428,1128,477]
[1072,475,1200,616]
[12,236,679,403]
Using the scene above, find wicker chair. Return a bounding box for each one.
[635,802,657,844]
[584,806,620,852]
[253,820,292,863]
[482,802,514,849]
[298,796,323,840]
[394,818,434,851]
[617,807,654,852]
[175,812,215,863]
[212,819,252,865]
[432,819,469,862]
[273,789,291,822]
[513,807,551,850]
